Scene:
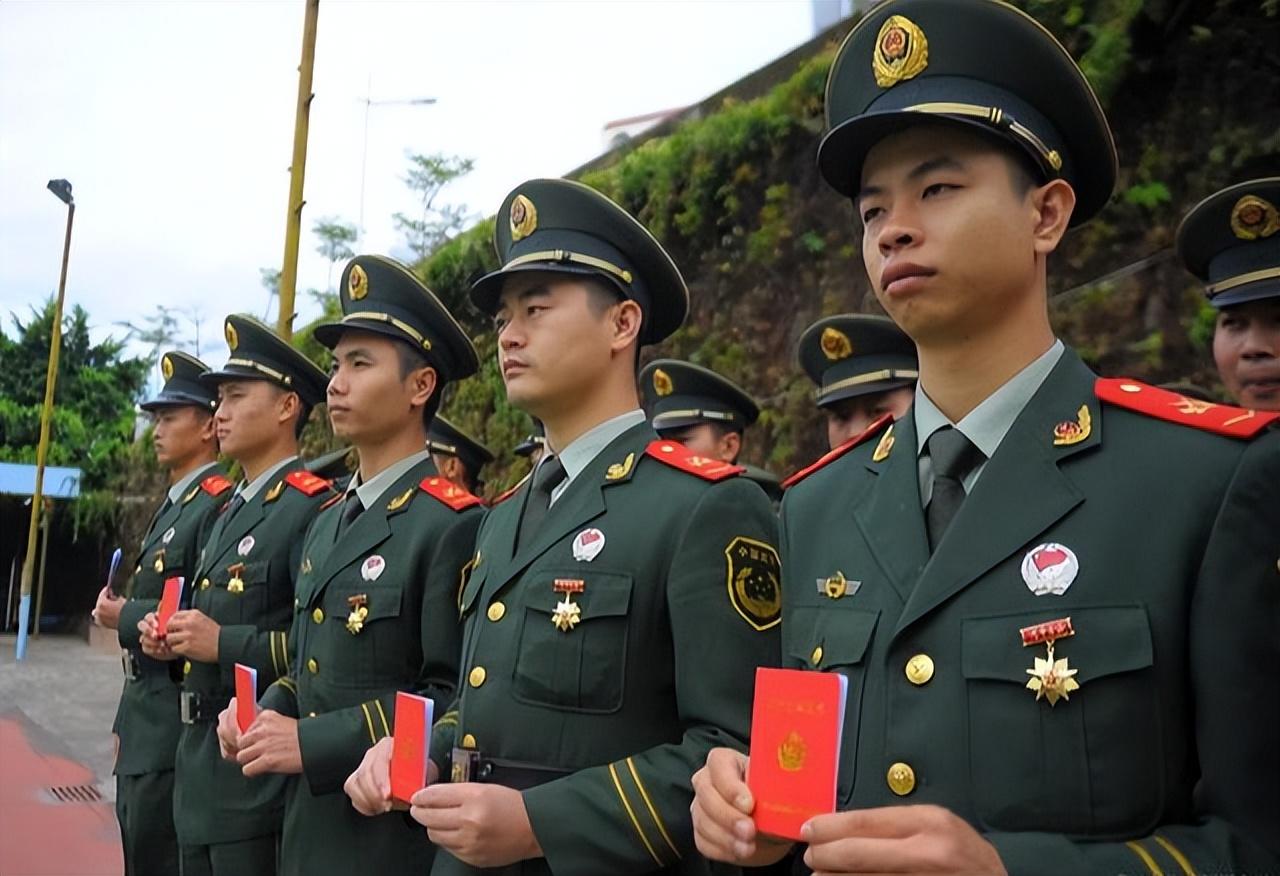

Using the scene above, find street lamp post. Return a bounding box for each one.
[16,179,75,661]
[357,81,436,242]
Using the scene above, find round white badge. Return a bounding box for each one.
[1021,543,1079,596]
[361,555,386,582]
[572,528,605,562]
[237,535,255,556]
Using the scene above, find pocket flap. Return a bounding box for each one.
[525,570,633,618]
[786,605,879,669]
[962,604,1153,684]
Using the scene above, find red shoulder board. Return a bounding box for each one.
[782,413,894,489]
[1096,378,1280,439]
[200,474,233,496]
[644,440,744,482]
[490,473,530,506]
[419,476,485,512]
[284,470,333,497]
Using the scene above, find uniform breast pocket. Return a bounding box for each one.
[212,560,269,624]
[157,546,186,576]
[785,605,878,803]
[961,604,1160,836]
[326,585,405,689]
[511,570,633,714]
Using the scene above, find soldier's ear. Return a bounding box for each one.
[406,365,437,410]
[1030,179,1075,256]
[610,299,643,356]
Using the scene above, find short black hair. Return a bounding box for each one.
[395,340,442,425]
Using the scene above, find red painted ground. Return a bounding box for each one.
[0,716,122,876]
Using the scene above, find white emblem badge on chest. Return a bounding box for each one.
[572,528,605,562]
[162,527,176,545]
[1021,543,1079,596]
[361,554,386,582]
[237,535,255,557]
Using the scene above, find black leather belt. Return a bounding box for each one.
[450,748,571,790]
[122,650,182,683]
[180,691,229,724]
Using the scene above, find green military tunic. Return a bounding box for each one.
[258,454,482,875]
[173,458,335,850]
[114,462,231,874]
[430,418,782,876]
[779,348,1280,874]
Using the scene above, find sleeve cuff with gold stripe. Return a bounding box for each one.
[607,757,682,868]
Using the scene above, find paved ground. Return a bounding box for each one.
[0,633,124,876]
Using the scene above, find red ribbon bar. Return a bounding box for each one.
[1020,617,1075,647]
[553,578,585,594]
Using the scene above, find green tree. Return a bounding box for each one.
[393,152,475,263]
[0,299,148,491]
[312,216,358,291]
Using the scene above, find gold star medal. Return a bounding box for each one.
[227,562,245,594]
[551,578,585,632]
[1019,617,1080,706]
[346,594,369,635]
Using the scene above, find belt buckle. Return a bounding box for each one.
[450,747,481,784]
[121,651,139,681]
[180,691,195,724]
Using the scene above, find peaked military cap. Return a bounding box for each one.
[818,0,1117,225]
[141,350,218,412]
[513,420,546,458]
[201,314,329,407]
[470,178,689,344]
[314,254,480,381]
[1176,178,1280,309]
[799,314,918,407]
[427,415,494,475]
[639,359,760,432]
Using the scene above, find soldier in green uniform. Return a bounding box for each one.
[692,2,1280,874]
[429,415,494,496]
[345,178,782,876]
[1176,177,1280,411]
[139,315,333,876]
[797,314,916,450]
[214,255,484,875]
[638,358,781,501]
[93,351,230,876]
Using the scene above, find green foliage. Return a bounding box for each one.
[0,300,147,491]
[1123,181,1172,209]
[394,152,477,263]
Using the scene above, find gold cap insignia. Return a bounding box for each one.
[225,321,239,350]
[1052,405,1092,446]
[348,263,369,300]
[161,355,175,382]
[653,368,674,397]
[820,326,853,361]
[873,15,928,89]
[1230,194,1280,241]
[777,731,807,772]
[510,194,538,242]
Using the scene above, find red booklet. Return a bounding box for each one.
[156,576,184,638]
[234,663,258,732]
[390,691,434,804]
[747,667,848,841]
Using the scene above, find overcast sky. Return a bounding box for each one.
[1,0,815,385]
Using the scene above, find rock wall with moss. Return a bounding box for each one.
[374,0,1279,495]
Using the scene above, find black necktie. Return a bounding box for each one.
[516,457,567,551]
[925,426,984,551]
[222,490,246,522]
[336,492,364,539]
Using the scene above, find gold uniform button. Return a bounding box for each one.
[312,608,324,624]
[810,645,823,666]
[887,762,916,796]
[905,654,934,685]
[487,602,506,622]
[307,658,319,674]
[461,733,477,749]
[307,711,317,718]
[468,666,487,688]
[200,578,211,591]
[183,660,192,675]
